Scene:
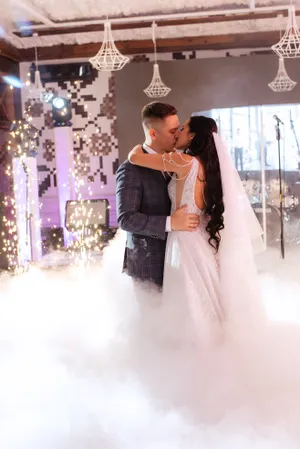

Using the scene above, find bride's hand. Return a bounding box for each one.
[128,145,143,162]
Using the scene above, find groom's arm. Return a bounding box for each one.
[116,162,167,240]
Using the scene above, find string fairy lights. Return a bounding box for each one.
[1,119,40,272]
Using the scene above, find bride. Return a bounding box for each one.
[128,115,265,344]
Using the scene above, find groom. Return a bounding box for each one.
[116,102,200,287]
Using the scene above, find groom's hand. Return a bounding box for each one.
[171,205,200,231]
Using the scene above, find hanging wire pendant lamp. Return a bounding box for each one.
[28,37,46,101]
[272,5,300,58]
[268,56,297,92]
[89,20,129,71]
[144,22,171,98]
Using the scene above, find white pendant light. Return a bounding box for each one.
[144,22,171,98]
[268,56,297,92]
[272,5,300,58]
[89,21,129,72]
[28,37,46,101]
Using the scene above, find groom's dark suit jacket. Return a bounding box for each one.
[116,150,171,287]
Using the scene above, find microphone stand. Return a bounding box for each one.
[274,116,285,259]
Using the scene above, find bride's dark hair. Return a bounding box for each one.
[184,116,224,251]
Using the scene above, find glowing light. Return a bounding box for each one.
[2,75,24,88]
[1,118,40,272]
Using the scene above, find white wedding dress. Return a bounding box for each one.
[162,157,224,346]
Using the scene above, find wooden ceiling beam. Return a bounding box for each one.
[13,10,289,38]
[19,31,280,61]
[0,39,21,62]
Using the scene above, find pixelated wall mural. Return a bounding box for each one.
[20,63,119,227]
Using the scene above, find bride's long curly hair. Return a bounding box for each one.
[184,116,224,251]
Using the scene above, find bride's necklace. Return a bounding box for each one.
[162,152,193,180]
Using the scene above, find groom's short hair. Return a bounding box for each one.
[141,102,177,128]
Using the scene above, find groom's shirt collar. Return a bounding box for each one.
[143,143,157,155]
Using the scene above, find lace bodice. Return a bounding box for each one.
[168,157,204,216]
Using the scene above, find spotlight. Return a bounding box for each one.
[18,22,33,37]
[2,75,23,88]
[52,96,72,126]
[53,97,66,109]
